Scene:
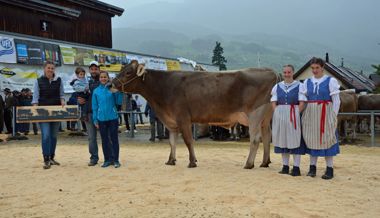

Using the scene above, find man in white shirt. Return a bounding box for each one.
[134,95,144,125]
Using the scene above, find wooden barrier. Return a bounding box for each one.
[16,105,79,123]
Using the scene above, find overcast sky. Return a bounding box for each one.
[103,0,380,60]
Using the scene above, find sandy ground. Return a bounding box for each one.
[0,131,380,218]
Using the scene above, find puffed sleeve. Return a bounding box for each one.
[329,78,340,96]
[329,78,341,115]
[298,80,308,101]
[270,84,278,102]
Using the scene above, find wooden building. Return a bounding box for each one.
[0,0,124,48]
[294,54,376,93]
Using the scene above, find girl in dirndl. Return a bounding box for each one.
[271,64,306,176]
[300,57,340,180]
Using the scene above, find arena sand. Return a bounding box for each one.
[0,133,379,218]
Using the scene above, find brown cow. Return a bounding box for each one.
[338,90,358,141]
[112,61,277,168]
[357,94,380,132]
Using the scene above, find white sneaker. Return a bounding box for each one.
[125,130,130,133]
[134,130,138,133]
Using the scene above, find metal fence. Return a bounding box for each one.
[338,110,380,146]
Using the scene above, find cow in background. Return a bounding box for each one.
[357,94,380,133]
[338,90,358,142]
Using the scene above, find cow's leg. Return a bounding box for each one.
[181,124,197,168]
[244,106,267,169]
[245,124,260,169]
[260,124,271,167]
[344,120,349,142]
[165,131,178,165]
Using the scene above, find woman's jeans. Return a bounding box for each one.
[39,122,60,156]
[99,119,120,162]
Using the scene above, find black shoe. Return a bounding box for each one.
[88,161,98,166]
[43,156,51,169]
[307,165,317,177]
[43,161,51,169]
[290,166,301,176]
[278,165,289,174]
[322,167,334,180]
[50,155,60,165]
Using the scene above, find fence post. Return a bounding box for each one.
[371,111,375,146]
[131,111,135,138]
[193,124,198,141]
[12,106,16,137]
[6,106,28,141]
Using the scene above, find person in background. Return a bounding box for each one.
[25,88,39,135]
[70,67,90,121]
[300,57,341,180]
[4,88,16,134]
[78,61,101,166]
[12,90,22,135]
[66,92,78,131]
[0,93,4,134]
[32,61,65,169]
[92,71,121,168]
[145,103,163,142]
[17,89,32,135]
[134,95,144,124]
[124,93,137,133]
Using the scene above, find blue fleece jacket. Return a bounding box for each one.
[92,84,121,125]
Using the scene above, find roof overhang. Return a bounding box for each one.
[0,0,81,19]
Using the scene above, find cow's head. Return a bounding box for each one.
[111,60,146,93]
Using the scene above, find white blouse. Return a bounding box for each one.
[270,80,307,102]
[299,75,341,115]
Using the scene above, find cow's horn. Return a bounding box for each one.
[136,64,146,77]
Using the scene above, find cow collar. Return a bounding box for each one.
[114,73,145,93]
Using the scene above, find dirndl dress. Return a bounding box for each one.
[301,76,340,156]
[271,81,306,154]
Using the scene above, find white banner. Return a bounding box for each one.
[126,55,146,65]
[0,37,17,63]
[146,57,167,70]
[0,65,39,91]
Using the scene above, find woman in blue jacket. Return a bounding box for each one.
[92,71,121,168]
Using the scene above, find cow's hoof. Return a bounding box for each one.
[165,159,176,166]
[260,163,270,168]
[244,164,254,169]
[188,162,197,168]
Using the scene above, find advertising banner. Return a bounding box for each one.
[166,60,181,71]
[0,37,17,63]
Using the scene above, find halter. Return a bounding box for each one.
[113,69,147,93]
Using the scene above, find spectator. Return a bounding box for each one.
[145,103,164,142]
[4,88,16,134]
[123,93,137,133]
[134,95,144,124]
[0,93,4,134]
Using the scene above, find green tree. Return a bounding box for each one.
[372,64,380,75]
[212,41,227,70]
